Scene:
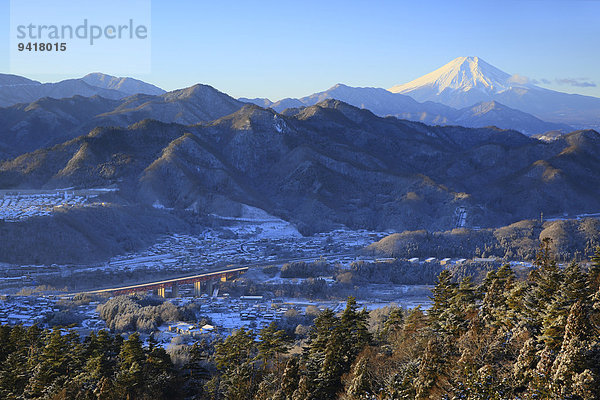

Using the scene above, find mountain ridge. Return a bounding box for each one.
[1,99,599,235]
[0,84,245,159]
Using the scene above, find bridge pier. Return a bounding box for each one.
[193,280,217,297]
[157,286,166,298]
[194,281,202,296]
[194,281,204,297]
[171,283,179,298]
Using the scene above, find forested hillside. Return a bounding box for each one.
[368,218,600,261]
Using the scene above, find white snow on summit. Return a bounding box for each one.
[389,56,525,95]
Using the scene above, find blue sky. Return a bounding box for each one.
[0,0,598,100]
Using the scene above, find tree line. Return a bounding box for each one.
[368,218,600,261]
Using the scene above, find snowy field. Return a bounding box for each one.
[98,204,389,275]
[0,188,116,222]
[208,204,302,239]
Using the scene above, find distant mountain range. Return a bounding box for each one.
[241,83,572,135]
[2,100,599,234]
[242,84,456,125]
[0,72,165,108]
[4,57,599,145]
[241,56,600,132]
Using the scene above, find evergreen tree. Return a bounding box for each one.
[254,372,281,400]
[115,332,145,399]
[455,275,477,314]
[0,348,30,398]
[313,327,346,400]
[344,355,374,399]
[257,322,290,371]
[339,297,372,363]
[429,271,456,322]
[381,307,404,341]
[305,308,338,387]
[551,301,600,399]
[448,275,477,334]
[0,325,13,363]
[280,357,300,400]
[481,265,516,329]
[215,328,258,400]
[414,338,447,400]
[563,262,588,302]
[451,364,506,400]
[145,344,177,398]
[513,336,540,393]
[183,340,211,397]
[429,270,462,336]
[215,327,256,372]
[220,361,256,400]
[523,239,563,332]
[82,329,119,393]
[588,246,600,293]
[291,375,311,400]
[94,376,120,400]
[24,328,72,398]
[541,262,587,352]
[381,361,418,400]
[402,306,428,336]
[304,298,372,400]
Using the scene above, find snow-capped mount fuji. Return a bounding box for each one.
[389,56,600,128]
[389,56,529,107]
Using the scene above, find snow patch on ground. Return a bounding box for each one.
[273,114,286,133]
[210,204,302,239]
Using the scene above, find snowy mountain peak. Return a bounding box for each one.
[389,56,518,96]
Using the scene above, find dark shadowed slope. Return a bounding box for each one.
[0,84,246,160]
[1,100,599,234]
